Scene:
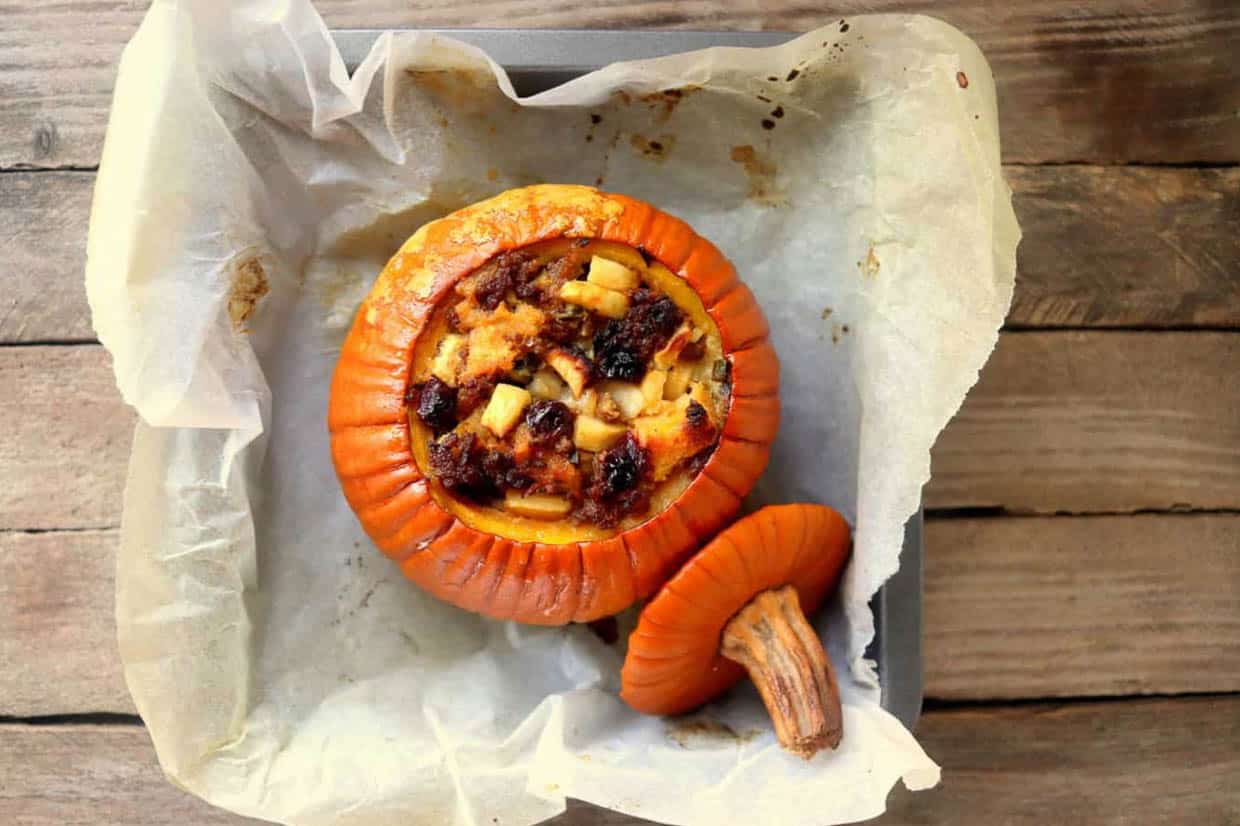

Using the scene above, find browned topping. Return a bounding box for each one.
[415,243,727,527]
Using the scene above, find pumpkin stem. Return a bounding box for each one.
[720,585,843,758]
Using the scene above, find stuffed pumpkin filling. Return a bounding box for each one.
[406,239,731,536]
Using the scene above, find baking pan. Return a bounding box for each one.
[331,28,924,731]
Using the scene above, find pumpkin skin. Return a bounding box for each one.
[620,504,852,716]
[328,185,779,625]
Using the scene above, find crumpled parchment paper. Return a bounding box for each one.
[86,1,1018,824]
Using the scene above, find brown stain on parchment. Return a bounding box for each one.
[639,85,700,124]
[666,717,760,749]
[859,244,880,278]
[630,133,676,161]
[729,145,786,206]
[227,256,269,332]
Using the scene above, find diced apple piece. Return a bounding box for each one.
[431,334,466,384]
[577,388,599,417]
[481,384,531,438]
[503,492,572,520]
[574,415,627,452]
[528,367,565,400]
[559,281,629,319]
[546,348,592,398]
[653,323,695,369]
[640,370,667,412]
[587,256,640,291]
[598,381,645,419]
[664,363,693,399]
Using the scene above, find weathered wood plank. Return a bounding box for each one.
[0,724,266,825]
[4,333,1238,531]
[924,514,1240,700]
[927,331,1240,513]
[1007,165,1240,328]
[0,529,133,716]
[0,346,133,531]
[2,1,1237,168]
[4,165,1238,345]
[0,171,97,343]
[5,516,1237,716]
[4,696,1238,824]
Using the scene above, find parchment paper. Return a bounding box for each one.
[86,1,1018,824]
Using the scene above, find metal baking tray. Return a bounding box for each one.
[332,28,923,730]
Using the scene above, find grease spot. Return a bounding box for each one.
[486,167,498,181]
[729,145,784,206]
[785,68,800,82]
[640,86,698,123]
[840,21,850,32]
[630,133,675,160]
[858,244,880,278]
[761,119,775,130]
[821,307,833,320]
[667,717,760,749]
[771,105,784,119]
[228,256,269,331]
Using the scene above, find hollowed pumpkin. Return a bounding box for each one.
[328,185,779,624]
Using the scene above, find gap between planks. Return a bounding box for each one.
[3,511,1237,716]
[2,695,1238,825]
[3,164,1239,344]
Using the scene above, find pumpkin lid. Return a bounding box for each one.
[620,503,852,757]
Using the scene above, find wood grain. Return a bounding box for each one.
[1007,165,1240,328]
[0,529,133,717]
[927,331,1240,513]
[4,165,1238,346]
[6,513,1237,716]
[1,1,1237,168]
[0,346,133,531]
[925,513,1240,700]
[4,333,1238,532]
[4,696,1238,824]
[0,171,97,343]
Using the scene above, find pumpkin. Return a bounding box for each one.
[328,185,779,625]
[620,504,852,758]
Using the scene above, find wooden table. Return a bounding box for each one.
[2,2,1238,823]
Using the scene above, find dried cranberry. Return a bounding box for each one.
[594,433,649,498]
[525,400,574,445]
[413,377,458,433]
[593,296,684,381]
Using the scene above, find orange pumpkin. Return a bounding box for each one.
[328,185,779,625]
[621,504,852,757]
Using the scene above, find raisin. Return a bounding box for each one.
[594,433,649,499]
[525,400,574,445]
[593,295,684,380]
[685,400,708,428]
[413,377,458,433]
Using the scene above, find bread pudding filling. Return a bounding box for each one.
[406,239,731,537]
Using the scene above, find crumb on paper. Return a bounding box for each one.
[859,244,880,277]
[227,255,269,331]
[956,70,969,88]
[821,307,833,319]
[729,145,786,206]
[666,717,761,748]
[761,118,775,130]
